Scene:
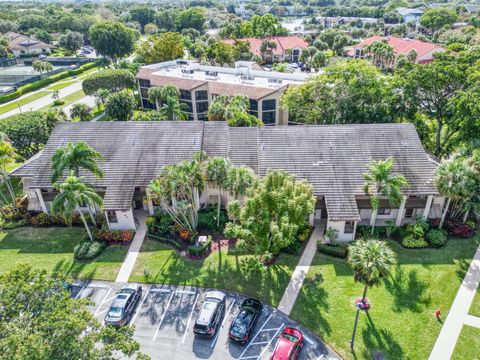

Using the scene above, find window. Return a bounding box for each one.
[142,99,156,109]
[405,208,414,218]
[249,99,258,111]
[107,210,117,223]
[180,101,193,113]
[377,208,391,215]
[262,99,276,111]
[180,90,192,101]
[262,111,276,125]
[292,49,300,55]
[138,79,151,88]
[196,101,209,114]
[195,90,208,101]
[197,113,208,121]
[187,112,194,121]
[344,221,355,234]
[140,88,149,98]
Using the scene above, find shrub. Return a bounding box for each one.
[53,99,65,106]
[426,229,448,248]
[282,240,302,254]
[30,213,62,226]
[325,227,338,244]
[197,205,228,232]
[187,235,212,257]
[0,219,28,229]
[0,204,22,223]
[445,219,475,238]
[298,224,313,242]
[466,220,477,229]
[402,234,429,248]
[74,241,107,260]
[147,213,175,236]
[94,229,134,244]
[317,243,348,258]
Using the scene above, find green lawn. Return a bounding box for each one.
[129,238,300,306]
[470,285,480,317]
[47,81,76,91]
[0,91,51,115]
[290,236,480,360]
[452,325,480,360]
[0,227,127,281]
[40,89,86,111]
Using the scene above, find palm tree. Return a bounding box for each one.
[51,141,104,184]
[0,134,17,208]
[363,158,408,232]
[70,103,92,122]
[44,109,67,130]
[348,239,396,349]
[147,87,163,109]
[51,175,103,241]
[225,166,256,201]
[94,88,110,110]
[205,157,230,226]
[159,96,189,120]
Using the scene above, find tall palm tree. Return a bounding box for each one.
[0,133,17,208]
[51,175,103,241]
[70,103,92,122]
[94,88,110,110]
[225,166,256,201]
[348,239,396,349]
[205,157,230,226]
[148,85,181,109]
[363,158,408,232]
[51,142,104,184]
[159,96,189,121]
[44,109,67,131]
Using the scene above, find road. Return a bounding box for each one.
[73,280,341,360]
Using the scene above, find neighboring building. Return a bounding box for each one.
[12,122,445,242]
[223,36,309,62]
[397,8,424,23]
[318,16,378,29]
[347,36,445,64]
[463,4,480,14]
[3,32,53,57]
[136,60,311,125]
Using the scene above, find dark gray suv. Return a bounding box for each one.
[193,291,226,337]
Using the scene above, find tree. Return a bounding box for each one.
[105,90,136,121]
[0,36,9,58]
[206,40,235,66]
[0,112,51,160]
[58,31,84,53]
[364,40,395,67]
[51,175,103,241]
[175,7,206,33]
[225,170,315,254]
[51,141,104,184]
[282,60,395,125]
[82,69,136,95]
[144,23,158,35]
[89,21,137,63]
[332,34,350,56]
[0,134,17,207]
[135,33,184,65]
[159,96,189,120]
[363,158,408,232]
[0,265,143,359]
[227,110,263,127]
[149,155,206,235]
[70,103,92,122]
[32,60,53,77]
[420,8,457,32]
[205,157,231,226]
[225,166,256,200]
[93,88,110,109]
[260,40,277,61]
[348,239,396,349]
[208,95,249,122]
[129,6,156,33]
[44,108,67,131]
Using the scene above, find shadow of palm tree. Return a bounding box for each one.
[383,266,431,312]
[361,312,405,360]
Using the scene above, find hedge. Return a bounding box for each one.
[74,241,107,261]
[317,243,348,258]
[188,235,212,257]
[0,61,97,104]
[147,232,182,250]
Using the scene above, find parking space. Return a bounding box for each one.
[74,281,340,360]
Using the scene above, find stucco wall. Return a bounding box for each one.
[326,220,355,242]
[107,209,136,230]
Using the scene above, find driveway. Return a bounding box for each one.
[72,280,340,360]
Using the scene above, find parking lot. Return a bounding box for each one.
[72,281,340,360]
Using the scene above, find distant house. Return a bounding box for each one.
[3,32,53,57]
[347,36,445,65]
[397,8,424,23]
[223,36,309,62]
[464,4,480,14]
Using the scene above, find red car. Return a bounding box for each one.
[270,327,303,360]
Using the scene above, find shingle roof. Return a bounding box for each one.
[12,122,438,218]
[223,36,309,56]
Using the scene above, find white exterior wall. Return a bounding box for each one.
[107,209,136,230]
[326,220,356,242]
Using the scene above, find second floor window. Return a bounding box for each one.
[262,99,276,111]
[195,90,208,101]
[138,79,151,88]
[377,208,391,215]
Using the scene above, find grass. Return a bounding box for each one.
[469,284,480,317]
[0,91,51,115]
[451,325,480,360]
[289,235,480,360]
[47,81,76,91]
[129,238,300,306]
[40,89,86,111]
[0,227,128,281]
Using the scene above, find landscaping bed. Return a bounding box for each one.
[290,234,480,360]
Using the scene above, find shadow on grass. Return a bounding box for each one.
[53,258,97,279]
[361,311,405,360]
[383,266,431,313]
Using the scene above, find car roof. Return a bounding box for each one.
[121,284,139,291]
[205,290,225,301]
[111,293,129,308]
[196,300,219,325]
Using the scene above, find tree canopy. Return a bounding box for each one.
[105,90,137,121]
[135,32,184,65]
[82,69,136,95]
[89,21,137,63]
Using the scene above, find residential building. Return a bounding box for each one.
[347,36,445,65]
[223,36,309,62]
[3,32,53,57]
[12,122,445,242]
[136,60,311,125]
[397,8,424,23]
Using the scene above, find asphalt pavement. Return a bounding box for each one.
[72,280,341,360]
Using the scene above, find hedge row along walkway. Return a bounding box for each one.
[429,244,480,360]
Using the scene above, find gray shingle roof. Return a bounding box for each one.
[12,122,438,217]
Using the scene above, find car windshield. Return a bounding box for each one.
[202,301,217,310]
[231,311,253,335]
[107,306,123,318]
[283,333,299,343]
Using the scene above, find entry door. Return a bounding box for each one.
[314,209,322,220]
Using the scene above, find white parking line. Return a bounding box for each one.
[258,324,284,359]
[84,284,109,289]
[176,289,196,295]
[260,327,282,332]
[182,293,199,343]
[239,314,273,359]
[74,286,86,299]
[96,309,108,316]
[303,335,314,345]
[94,287,112,316]
[129,288,151,327]
[250,341,269,345]
[210,299,236,348]
[150,288,171,293]
[152,292,175,341]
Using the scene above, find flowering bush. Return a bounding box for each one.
[445,219,475,238]
[94,229,134,244]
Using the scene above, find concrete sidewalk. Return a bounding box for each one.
[428,244,480,360]
[115,212,148,283]
[277,223,325,315]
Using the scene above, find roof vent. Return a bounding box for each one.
[193,138,196,145]
[402,141,408,147]
[261,143,265,151]
[329,142,333,149]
